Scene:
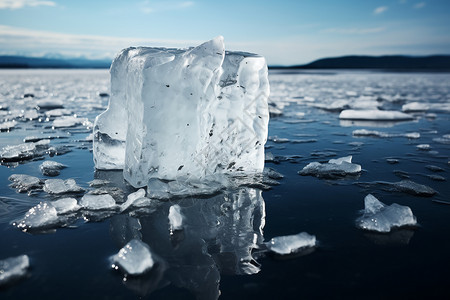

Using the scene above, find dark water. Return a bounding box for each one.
[0,69,449,299]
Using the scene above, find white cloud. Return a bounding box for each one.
[139,1,194,14]
[414,2,426,9]
[322,27,386,35]
[0,0,56,9]
[373,6,388,15]
[0,25,199,59]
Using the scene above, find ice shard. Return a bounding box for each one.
[93,36,270,187]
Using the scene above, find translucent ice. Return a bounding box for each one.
[352,129,420,139]
[43,179,85,195]
[299,155,361,178]
[356,194,417,233]
[13,202,59,231]
[52,197,80,214]
[0,255,30,286]
[266,232,316,255]
[392,180,436,197]
[111,239,154,275]
[52,116,85,128]
[39,160,66,176]
[168,204,183,232]
[0,120,17,131]
[93,37,270,187]
[80,194,117,210]
[120,189,147,212]
[339,109,413,121]
[1,143,36,162]
[9,174,42,192]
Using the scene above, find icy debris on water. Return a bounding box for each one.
[51,197,80,214]
[427,174,446,181]
[0,120,17,131]
[433,134,450,144]
[339,109,413,121]
[392,180,436,196]
[52,116,87,128]
[43,179,85,195]
[79,194,117,210]
[1,143,37,162]
[386,158,399,164]
[9,174,42,193]
[266,232,316,255]
[425,165,444,172]
[35,98,64,110]
[263,167,284,179]
[299,155,361,179]
[44,109,72,118]
[120,189,147,212]
[416,144,431,151]
[12,202,59,231]
[111,239,154,275]
[356,194,417,233]
[87,187,125,202]
[168,204,183,233]
[88,179,111,187]
[0,255,30,286]
[352,129,420,139]
[39,160,66,176]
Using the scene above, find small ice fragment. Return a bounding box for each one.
[352,129,420,139]
[88,179,111,187]
[120,189,146,212]
[263,167,284,179]
[80,194,117,210]
[23,110,39,120]
[1,143,36,162]
[44,109,72,118]
[266,232,316,255]
[36,98,64,110]
[386,159,399,164]
[340,109,413,121]
[402,102,429,112]
[427,174,446,181]
[0,120,17,131]
[43,179,85,195]
[356,194,417,233]
[416,144,431,151]
[0,255,30,286]
[52,198,80,214]
[52,116,85,128]
[147,178,171,200]
[111,239,154,275]
[39,160,66,176]
[13,202,59,230]
[425,165,444,172]
[393,180,436,197]
[9,174,42,192]
[433,135,450,144]
[265,152,275,162]
[168,204,183,232]
[299,155,361,178]
[84,133,94,141]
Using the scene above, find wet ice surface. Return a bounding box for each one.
[356,194,417,233]
[266,232,316,255]
[0,69,449,299]
[299,155,361,178]
[0,255,30,286]
[111,239,155,276]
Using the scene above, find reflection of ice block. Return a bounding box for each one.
[93,36,270,187]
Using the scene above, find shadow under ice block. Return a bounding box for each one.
[93,36,270,188]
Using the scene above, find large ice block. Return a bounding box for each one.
[93,36,270,187]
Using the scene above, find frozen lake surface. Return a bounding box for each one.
[0,69,449,299]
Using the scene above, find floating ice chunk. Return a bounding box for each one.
[392,180,436,197]
[52,116,86,128]
[36,98,64,110]
[402,102,429,112]
[44,109,72,118]
[39,160,66,176]
[266,232,316,255]
[339,109,413,121]
[356,194,417,233]
[427,174,446,181]
[111,239,154,275]
[94,37,270,187]
[23,109,39,120]
[1,143,36,162]
[0,120,17,131]
[352,129,420,139]
[433,134,450,144]
[299,155,361,178]
[80,194,117,210]
[168,204,183,232]
[425,165,444,172]
[120,189,146,212]
[52,198,80,214]
[13,202,59,231]
[0,255,30,286]
[88,179,111,187]
[43,179,85,195]
[263,167,284,179]
[416,144,431,151]
[9,174,42,192]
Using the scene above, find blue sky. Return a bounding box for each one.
[0,0,449,65]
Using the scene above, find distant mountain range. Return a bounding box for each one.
[1,54,450,70]
[272,55,450,70]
